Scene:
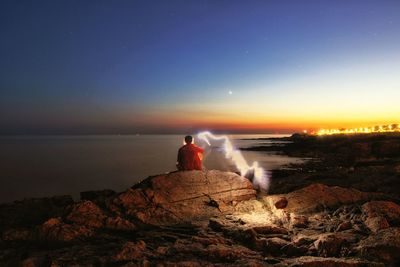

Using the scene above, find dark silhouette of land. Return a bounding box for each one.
[242,133,400,199]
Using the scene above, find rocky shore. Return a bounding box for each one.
[1,168,400,266]
[243,133,400,197]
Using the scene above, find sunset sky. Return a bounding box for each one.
[1,1,399,134]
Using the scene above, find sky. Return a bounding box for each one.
[0,0,399,134]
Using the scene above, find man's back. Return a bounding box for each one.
[177,143,204,171]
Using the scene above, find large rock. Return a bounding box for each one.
[66,200,106,228]
[109,170,256,225]
[263,183,385,215]
[362,201,400,224]
[361,201,400,233]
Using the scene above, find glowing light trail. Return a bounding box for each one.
[197,131,269,192]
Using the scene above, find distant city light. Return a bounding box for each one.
[314,123,400,136]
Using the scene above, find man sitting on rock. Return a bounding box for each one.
[177,135,204,171]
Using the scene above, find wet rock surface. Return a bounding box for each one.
[1,168,399,266]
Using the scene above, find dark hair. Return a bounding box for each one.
[184,135,193,144]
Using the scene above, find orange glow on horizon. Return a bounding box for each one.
[127,106,399,133]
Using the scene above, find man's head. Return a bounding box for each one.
[184,135,193,144]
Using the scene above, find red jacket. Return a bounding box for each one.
[177,144,204,171]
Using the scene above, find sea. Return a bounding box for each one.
[0,134,304,203]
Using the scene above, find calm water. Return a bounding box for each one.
[0,134,303,203]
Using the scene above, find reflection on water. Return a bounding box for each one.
[0,134,303,203]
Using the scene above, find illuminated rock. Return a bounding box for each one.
[110,170,256,225]
[362,201,400,225]
[274,196,288,209]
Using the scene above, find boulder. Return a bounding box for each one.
[110,170,256,225]
[361,201,400,233]
[66,200,106,228]
[263,183,385,215]
[274,197,288,209]
[362,201,400,225]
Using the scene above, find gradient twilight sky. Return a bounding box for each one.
[0,0,399,134]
